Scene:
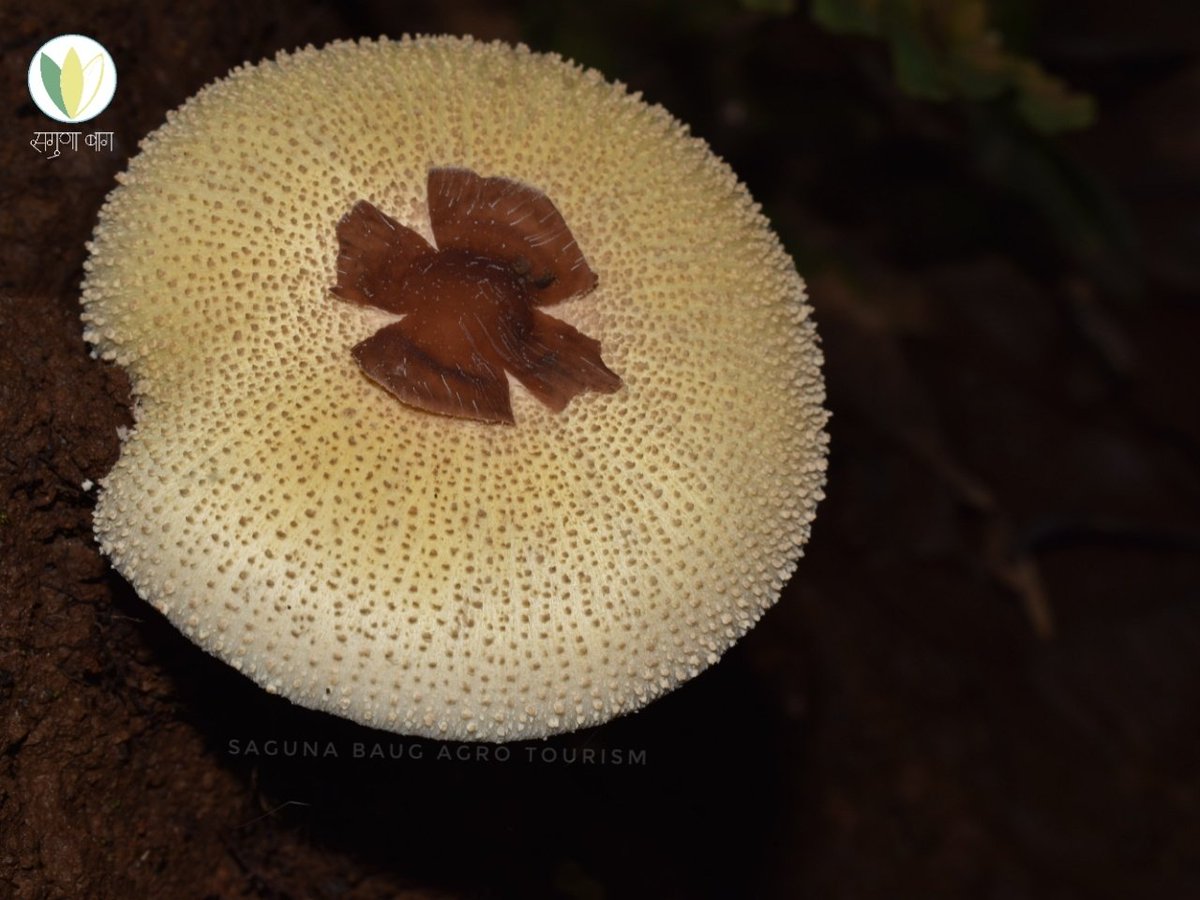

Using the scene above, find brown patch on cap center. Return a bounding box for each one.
[332,167,622,424]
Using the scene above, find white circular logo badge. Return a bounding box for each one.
[28,34,117,124]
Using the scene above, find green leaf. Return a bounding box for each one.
[39,52,68,117]
[812,0,880,34]
[887,11,951,100]
[1012,64,1097,134]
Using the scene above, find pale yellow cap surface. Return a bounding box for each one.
[82,36,828,740]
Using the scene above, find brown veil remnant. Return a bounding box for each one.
[332,168,621,424]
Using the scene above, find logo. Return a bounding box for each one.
[27,34,116,123]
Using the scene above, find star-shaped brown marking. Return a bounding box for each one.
[331,167,622,424]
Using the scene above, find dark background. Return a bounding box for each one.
[2,1,1199,897]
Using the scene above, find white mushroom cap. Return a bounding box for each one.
[81,36,828,740]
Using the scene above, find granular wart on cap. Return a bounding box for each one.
[81,36,828,741]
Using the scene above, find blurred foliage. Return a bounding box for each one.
[517,0,1137,297]
[811,0,1096,134]
[741,0,797,12]
[968,106,1140,298]
[807,0,1138,294]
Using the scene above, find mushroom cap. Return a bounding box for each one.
[82,36,828,741]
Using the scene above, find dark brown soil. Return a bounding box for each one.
[2,2,1199,898]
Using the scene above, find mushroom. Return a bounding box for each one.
[81,36,828,741]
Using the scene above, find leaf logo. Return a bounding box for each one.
[28,34,117,123]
